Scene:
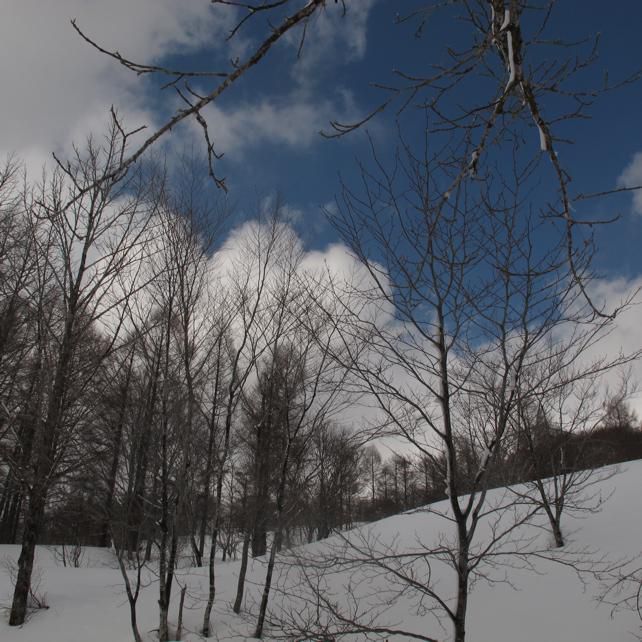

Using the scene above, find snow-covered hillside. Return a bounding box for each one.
[1,461,641,642]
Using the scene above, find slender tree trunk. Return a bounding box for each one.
[550,519,564,548]
[158,531,178,642]
[9,490,45,625]
[453,574,468,642]
[453,527,470,642]
[202,405,234,636]
[197,346,222,566]
[233,530,251,614]
[101,412,126,547]
[530,432,565,548]
[0,476,22,544]
[370,456,376,506]
[254,528,281,639]
[128,358,160,557]
[158,427,170,642]
[176,585,187,640]
[158,602,170,642]
[255,438,292,639]
[100,361,132,547]
[116,552,143,642]
[535,477,565,547]
[201,479,223,636]
[251,416,269,558]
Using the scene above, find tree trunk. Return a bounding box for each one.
[251,418,269,558]
[198,349,222,566]
[116,552,143,642]
[201,516,220,636]
[100,367,131,548]
[535,478,565,547]
[159,517,179,642]
[233,530,251,614]
[0,479,23,544]
[453,546,469,642]
[201,407,232,637]
[9,489,45,625]
[128,349,161,557]
[255,436,292,639]
[158,603,170,642]
[551,519,564,548]
[254,529,281,639]
[176,585,187,640]
[10,328,74,626]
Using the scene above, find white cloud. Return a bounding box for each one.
[188,2,376,161]
[258,195,304,225]
[617,152,642,215]
[549,276,642,419]
[0,1,374,186]
[285,0,377,87]
[0,0,236,176]
[130,211,642,438]
[200,93,357,158]
[586,277,642,403]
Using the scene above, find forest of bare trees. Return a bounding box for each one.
[0,131,640,639]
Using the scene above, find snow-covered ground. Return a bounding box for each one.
[1,461,641,641]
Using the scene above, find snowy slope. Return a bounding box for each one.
[1,461,641,642]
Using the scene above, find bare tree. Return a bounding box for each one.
[145,179,218,642]
[272,125,633,642]
[253,297,350,638]
[201,211,294,636]
[503,369,635,549]
[114,530,148,642]
[6,123,157,626]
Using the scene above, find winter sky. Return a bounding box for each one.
[2,0,642,406]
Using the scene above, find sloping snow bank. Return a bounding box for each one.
[1,461,640,641]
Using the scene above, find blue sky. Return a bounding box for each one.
[152,0,642,274]
[1,1,641,271]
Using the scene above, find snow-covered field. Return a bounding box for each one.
[1,461,641,641]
